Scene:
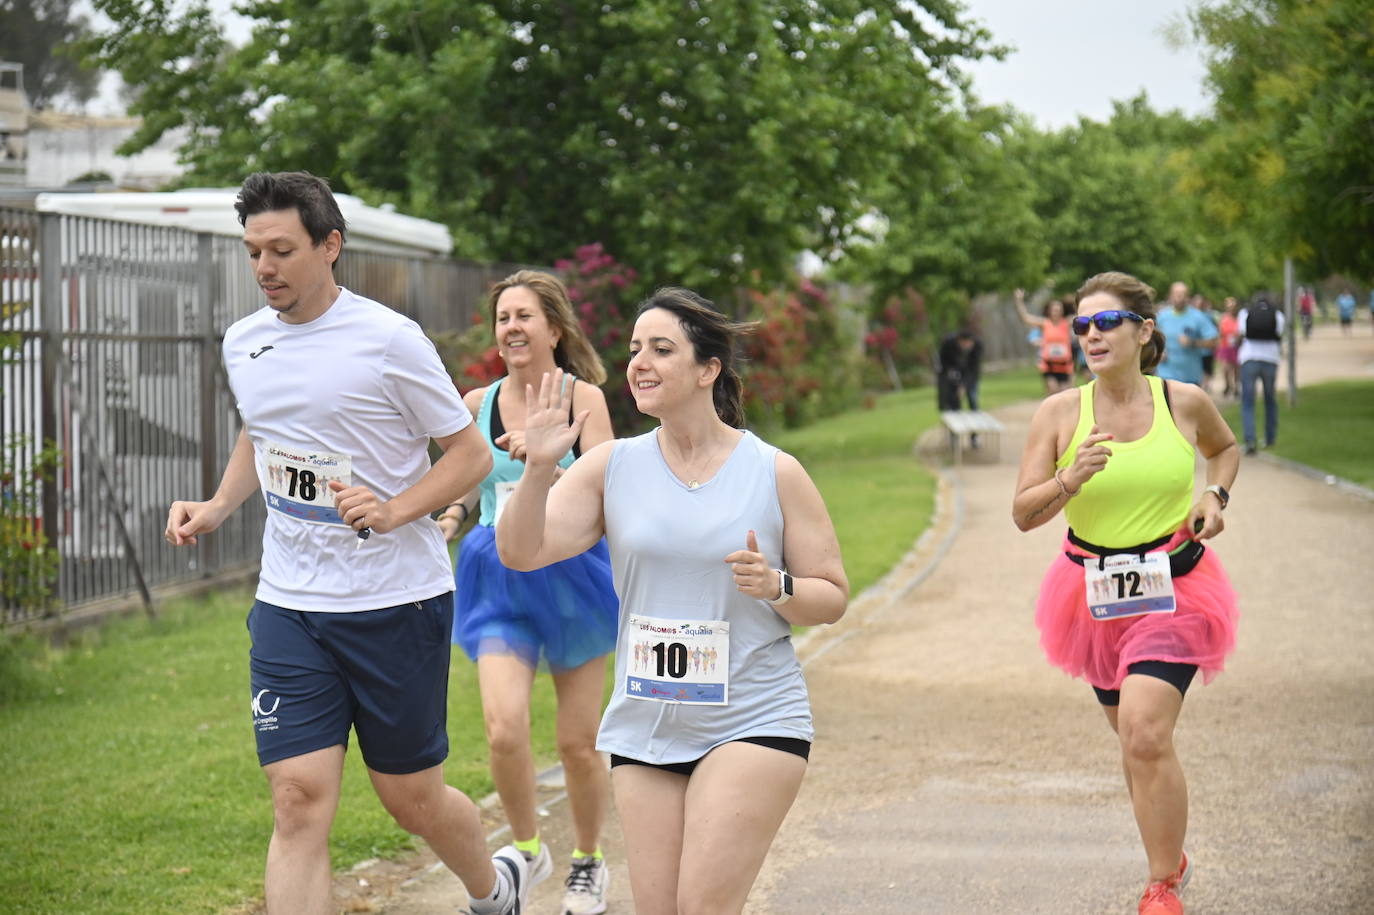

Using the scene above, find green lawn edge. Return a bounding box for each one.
[1220,377,1374,488]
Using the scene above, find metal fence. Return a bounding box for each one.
[1,206,521,624]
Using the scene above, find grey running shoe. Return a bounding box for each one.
[522,842,553,887]
[491,845,530,914]
[562,855,609,915]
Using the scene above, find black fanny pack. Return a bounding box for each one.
[1064,528,1206,578]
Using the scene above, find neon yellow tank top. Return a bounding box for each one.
[1056,375,1195,548]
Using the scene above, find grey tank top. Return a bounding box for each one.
[596,428,813,763]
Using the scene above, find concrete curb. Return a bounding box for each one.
[798,463,966,668]
[1250,451,1374,502]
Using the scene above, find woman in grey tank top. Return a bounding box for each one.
[497,288,849,914]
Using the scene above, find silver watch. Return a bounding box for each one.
[768,569,794,605]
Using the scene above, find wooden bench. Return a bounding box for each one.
[939,410,1004,464]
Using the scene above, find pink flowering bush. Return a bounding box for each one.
[864,288,932,390]
[555,244,645,434]
[741,279,862,429]
[434,248,866,433]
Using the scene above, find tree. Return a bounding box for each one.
[1011,95,1270,299]
[848,104,1047,323]
[0,0,100,109]
[86,0,999,297]
[1188,0,1374,278]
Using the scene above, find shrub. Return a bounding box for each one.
[430,316,501,393]
[555,244,646,435]
[864,288,933,390]
[1,335,62,621]
[742,279,863,430]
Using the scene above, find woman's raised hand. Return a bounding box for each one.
[522,369,589,469]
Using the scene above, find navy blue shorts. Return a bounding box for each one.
[248,594,454,774]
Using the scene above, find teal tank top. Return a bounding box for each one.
[475,377,576,527]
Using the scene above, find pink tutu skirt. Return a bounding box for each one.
[1035,530,1239,691]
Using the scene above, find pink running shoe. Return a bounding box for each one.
[1138,880,1183,915]
[1138,852,1191,915]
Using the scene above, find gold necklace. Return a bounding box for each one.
[671,436,726,490]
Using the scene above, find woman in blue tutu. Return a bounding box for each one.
[437,270,618,913]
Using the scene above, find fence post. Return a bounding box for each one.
[37,211,61,557]
[197,233,219,575]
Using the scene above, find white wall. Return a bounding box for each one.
[26,119,186,189]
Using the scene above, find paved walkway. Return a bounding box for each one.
[354,323,1373,914]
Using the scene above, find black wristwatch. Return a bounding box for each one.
[769,569,794,606]
[1204,484,1229,509]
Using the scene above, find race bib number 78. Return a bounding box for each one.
[263,442,352,525]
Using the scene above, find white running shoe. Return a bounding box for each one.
[490,845,530,914]
[562,855,609,915]
[522,842,553,887]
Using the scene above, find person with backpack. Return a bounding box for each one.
[1238,293,1285,455]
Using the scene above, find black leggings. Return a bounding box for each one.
[1092,660,1198,707]
[610,736,811,777]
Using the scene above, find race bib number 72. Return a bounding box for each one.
[1085,552,1176,620]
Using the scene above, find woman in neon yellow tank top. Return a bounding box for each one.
[1013,272,1240,915]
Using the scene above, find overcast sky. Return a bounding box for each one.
[959,0,1212,127]
[90,0,1213,128]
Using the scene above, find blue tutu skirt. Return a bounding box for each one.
[453,524,619,673]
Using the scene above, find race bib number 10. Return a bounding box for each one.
[263,442,352,525]
[1085,552,1176,620]
[625,615,730,706]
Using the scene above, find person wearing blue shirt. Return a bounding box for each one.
[1154,282,1218,386]
[1336,289,1356,335]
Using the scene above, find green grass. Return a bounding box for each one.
[0,366,1044,913]
[0,594,563,914]
[772,365,1041,594]
[1220,377,1374,488]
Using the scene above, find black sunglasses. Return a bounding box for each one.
[1071,310,1145,335]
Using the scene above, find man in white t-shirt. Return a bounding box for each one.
[164,172,529,914]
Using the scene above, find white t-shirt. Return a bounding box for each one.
[1238,309,1285,366]
[223,288,471,611]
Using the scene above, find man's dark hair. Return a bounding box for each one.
[234,171,347,250]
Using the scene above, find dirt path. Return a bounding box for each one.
[352,323,1374,914]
